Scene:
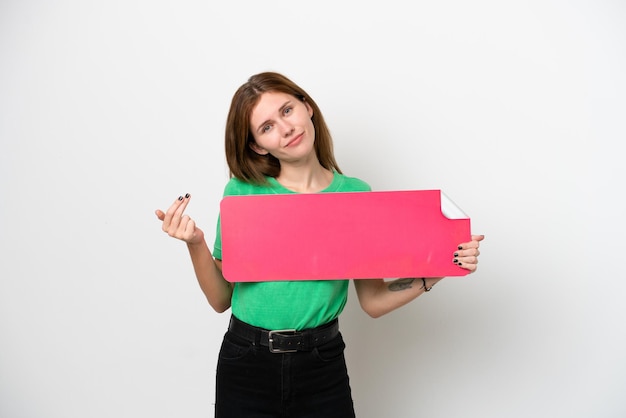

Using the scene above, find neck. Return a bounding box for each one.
[276,161,334,193]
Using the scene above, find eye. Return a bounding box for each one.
[261,124,272,133]
[283,106,293,116]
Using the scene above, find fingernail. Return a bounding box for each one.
[453,258,458,264]
[185,193,190,198]
[454,252,458,257]
[457,262,462,266]
[178,196,183,201]
[458,245,463,250]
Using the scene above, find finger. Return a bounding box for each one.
[455,258,478,272]
[173,193,192,220]
[155,209,165,221]
[163,194,191,232]
[169,195,193,234]
[453,253,479,264]
[174,215,192,238]
[183,217,197,241]
[456,235,484,252]
[460,255,479,264]
[454,246,480,258]
[163,195,185,226]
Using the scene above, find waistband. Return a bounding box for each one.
[227,315,340,353]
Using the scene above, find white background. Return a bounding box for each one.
[1,1,625,417]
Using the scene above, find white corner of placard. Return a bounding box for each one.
[440,191,469,220]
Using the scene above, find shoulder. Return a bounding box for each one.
[333,173,372,192]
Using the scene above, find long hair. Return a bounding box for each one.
[225,72,342,184]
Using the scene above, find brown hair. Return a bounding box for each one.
[224,72,342,184]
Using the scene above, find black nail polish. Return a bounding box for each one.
[454,252,458,257]
[458,262,462,266]
[453,258,458,264]
[458,246,463,250]
[178,196,183,201]
[185,193,190,198]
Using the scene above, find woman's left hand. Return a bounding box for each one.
[454,234,485,273]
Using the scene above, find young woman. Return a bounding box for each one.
[156,72,484,417]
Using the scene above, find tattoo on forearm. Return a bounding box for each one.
[388,278,415,291]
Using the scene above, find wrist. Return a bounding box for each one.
[421,277,438,292]
[186,236,208,251]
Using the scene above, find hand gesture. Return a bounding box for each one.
[155,194,204,245]
[454,234,485,273]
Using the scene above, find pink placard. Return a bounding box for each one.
[220,190,471,282]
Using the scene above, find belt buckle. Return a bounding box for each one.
[268,329,298,353]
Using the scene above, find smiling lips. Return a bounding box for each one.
[284,133,304,147]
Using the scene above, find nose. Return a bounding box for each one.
[278,120,294,137]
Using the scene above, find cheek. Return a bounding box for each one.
[253,134,276,151]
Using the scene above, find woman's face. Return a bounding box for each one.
[248,91,316,164]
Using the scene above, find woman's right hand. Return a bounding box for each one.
[155,193,204,245]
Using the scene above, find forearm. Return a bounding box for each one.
[354,277,442,318]
[186,240,232,313]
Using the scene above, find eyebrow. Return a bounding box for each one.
[255,100,293,133]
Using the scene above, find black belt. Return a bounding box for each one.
[228,315,340,353]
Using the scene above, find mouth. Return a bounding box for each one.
[284,133,304,147]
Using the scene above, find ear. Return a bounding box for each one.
[249,141,269,155]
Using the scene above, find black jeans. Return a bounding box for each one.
[215,327,355,418]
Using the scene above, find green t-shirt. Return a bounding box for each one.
[213,172,371,330]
